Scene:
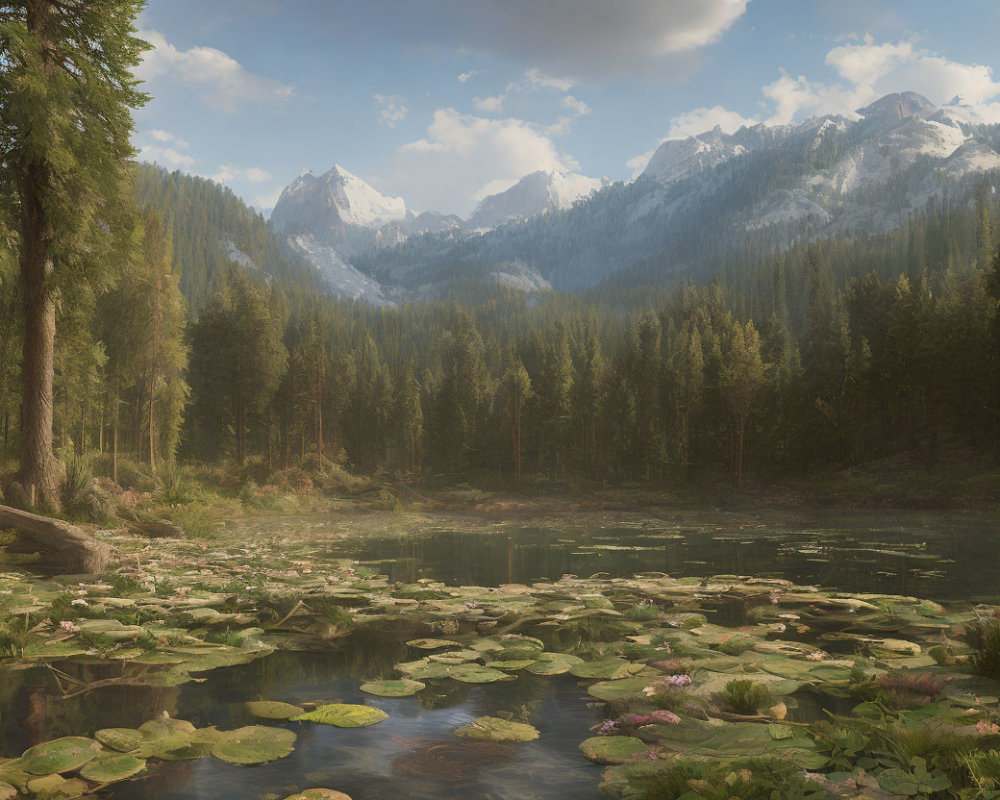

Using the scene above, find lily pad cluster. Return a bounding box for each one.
[0,524,998,799]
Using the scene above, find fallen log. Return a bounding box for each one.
[0,504,115,573]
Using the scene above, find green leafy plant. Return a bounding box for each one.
[966,612,1000,679]
[718,678,772,715]
[877,756,951,797]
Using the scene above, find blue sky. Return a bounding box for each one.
[132,0,1000,216]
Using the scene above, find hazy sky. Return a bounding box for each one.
[133,0,1000,216]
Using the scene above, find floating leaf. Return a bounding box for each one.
[291,704,388,727]
[405,638,460,650]
[588,678,655,702]
[210,726,296,765]
[579,736,649,764]
[78,753,146,782]
[282,791,352,800]
[246,701,305,719]
[20,738,102,775]
[359,679,425,697]
[570,658,634,680]
[526,655,583,676]
[94,728,144,753]
[454,717,539,743]
[449,665,514,684]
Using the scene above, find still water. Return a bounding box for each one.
[319,510,1000,603]
[4,510,999,799]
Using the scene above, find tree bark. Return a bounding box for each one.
[16,179,63,510]
[0,504,114,573]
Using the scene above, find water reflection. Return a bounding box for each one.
[323,513,1000,602]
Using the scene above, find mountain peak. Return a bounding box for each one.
[856,92,937,124]
[271,163,407,236]
[469,169,604,229]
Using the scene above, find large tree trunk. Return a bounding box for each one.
[0,504,113,573]
[15,185,63,511]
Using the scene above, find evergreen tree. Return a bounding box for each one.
[0,0,148,507]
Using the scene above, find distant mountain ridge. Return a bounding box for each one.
[267,92,1000,303]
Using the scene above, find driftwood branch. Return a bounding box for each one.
[0,504,115,573]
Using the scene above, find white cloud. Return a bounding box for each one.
[666,105,757,138]
[136,29,294,113]
[138,145,195,171]
[210,164,272,183]
[136,129,195,170]
[390,108,575,214]
[148,129,189,148]
[627,36,1000,172]
[526,68,575,92]
[762,36,1000,124]
[561,95,591,116]
[473,93,507,113]
[457,69,483,83]
[373,93,409,127]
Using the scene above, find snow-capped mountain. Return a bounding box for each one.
[271,93,1000,302]
[468,169,605,229]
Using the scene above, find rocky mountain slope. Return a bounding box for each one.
[271,93,1000,302]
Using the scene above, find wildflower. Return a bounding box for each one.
[668,673,692,687]
[70,598,88,607]
[977,719,1000,735]
[598,720,619,733]
[642,684,658,697]
[802,772,825,784]
[650,710,681,725]
[59,620,81,633]
[627,714,652,726]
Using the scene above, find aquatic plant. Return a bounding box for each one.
[718,678,772,715]
[877,756,951,798]
[874,671,951,708]
[967,611,1000,679]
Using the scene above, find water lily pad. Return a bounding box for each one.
[454,717,540,742]
[246,700,305,719]
[94,728,145,753]
[0,782,15,800]
[359,679,425,697]
[449,664,514,684]
[20,737,102,775]
[78,752,146,782]
[291,704,389,727]
[579,736,649,764]
[484,659,537,671]
[210,726,296,765]
[282,790,352,800]
[525,655,584,675]
[394,659,455,679]
[25,774,89,798]
[587,677,656,702]
[570,658,635,680]
[406,638,460,650]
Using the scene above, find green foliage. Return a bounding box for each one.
[718,678,772,715]
[877,757,951,798]
[967,614,1000,679]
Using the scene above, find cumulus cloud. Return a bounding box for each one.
[389,108,575,214]
[763,36,1000,124]
[457,69,483,83]
[627,36,1000,173]
[373,94,409,127]
[473,93,507,113]
[136,129,195,170]
[210,165,272,183]
[136,30,294,113]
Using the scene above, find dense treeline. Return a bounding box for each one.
[2,165,1000,489]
